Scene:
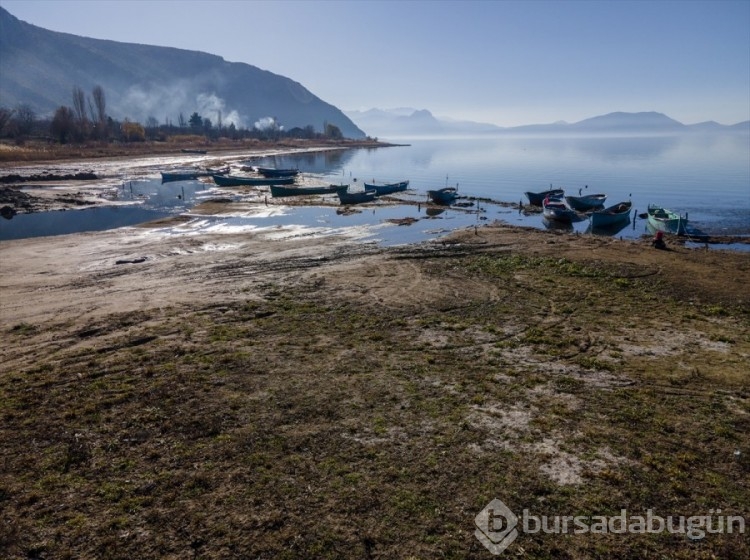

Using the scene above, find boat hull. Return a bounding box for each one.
[213,175,295,187]
[525,188,565,206]
[543,199,578,223]
[364,180,409,195]
[590,201,632,228]
[270,184,344,197]
[647,204,688,235]
[256,167,300,178]
[565,194,607,211]
[428,188,458,205]
[338,189,377,204]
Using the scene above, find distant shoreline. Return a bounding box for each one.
[0,137,403,167]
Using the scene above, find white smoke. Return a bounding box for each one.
[114,83,247,128]
[254,116,283,131]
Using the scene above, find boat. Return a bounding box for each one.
[338,188,377,205]
[542,196,579,223]
[212,174,295,187]
[647,204,688,235]
[255,167,300,178]
[565,193,607,211]
[161,169,211,182]
[427,187,458,205]
[180,148,207,154]
[269,184,346,197]
[590,200,632,228]
[524,187,565,206]
[363,179,409,195]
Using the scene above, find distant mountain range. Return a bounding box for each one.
[0,7,365,138]
[345,108,750,137]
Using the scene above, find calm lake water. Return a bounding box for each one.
[2,133,749,246]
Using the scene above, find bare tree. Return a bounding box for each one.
[13,104,36,137]
[0,107,14,135]
[92,85,106,123]
[72,87,86,124]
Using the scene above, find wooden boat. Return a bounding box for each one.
[565,193,607,211]
[212,174,295,187]
[363,179,409,195]
[161,169,210,182]
[338,188,377,205]
[255,167,300,178]
[269,184,346,197]
[647,204,688,235]
[590,200,632,228]
[181,148,207,154]
[524,187,565,206]
[542,197,579,223]
[427,187,458,205]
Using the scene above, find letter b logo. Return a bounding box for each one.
[475,498,519,555]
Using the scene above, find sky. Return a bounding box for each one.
[2,0,749,126]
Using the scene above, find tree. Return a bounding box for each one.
[0,107,13,136]
[324,122,343,139]
[51,106,75,143]
[72,87,86,125]
[13,104,36,137]
[92,85,106,124]
[188,112,203,129]
[121,120,145,142]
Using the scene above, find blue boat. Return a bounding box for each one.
[524,187,565,206]
[363,179,409,195]
[590,200,632,228]
[427,187,458,205]
[255,167,300,178]
[270,183,345,197]
[213,174,295,187]
[338,188,377,205]
[543,197,579,223]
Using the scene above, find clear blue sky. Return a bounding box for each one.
[2,0,749,126]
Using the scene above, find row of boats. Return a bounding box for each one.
[161,166,417,205]
[161,165,466,206]
[525,186,689,235]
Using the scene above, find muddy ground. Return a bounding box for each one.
[0,149,748,559]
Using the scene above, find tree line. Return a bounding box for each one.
[0,85,347,144]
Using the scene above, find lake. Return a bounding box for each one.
[1,133,749,246]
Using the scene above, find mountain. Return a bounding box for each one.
[0,7,365,138]
[346,108,749,137]
[345,108,506,137]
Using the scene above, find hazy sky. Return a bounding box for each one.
[2,0,749,126]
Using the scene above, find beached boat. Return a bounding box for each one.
[647,204,688,235]
[590,200,632,228]
[161,169,210,182]
[255,167,300,178]
[270,184,345,197]
[427,187,458,205]
[180,148,207,154]
[524,188,565,206]
[212,174,295,187]
[363,179,409,195]
[565,193,607,211]
[543,197,579,223]
[338,188,377,205]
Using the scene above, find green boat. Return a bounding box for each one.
[647,204,688,235]
[212,174,295,187]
